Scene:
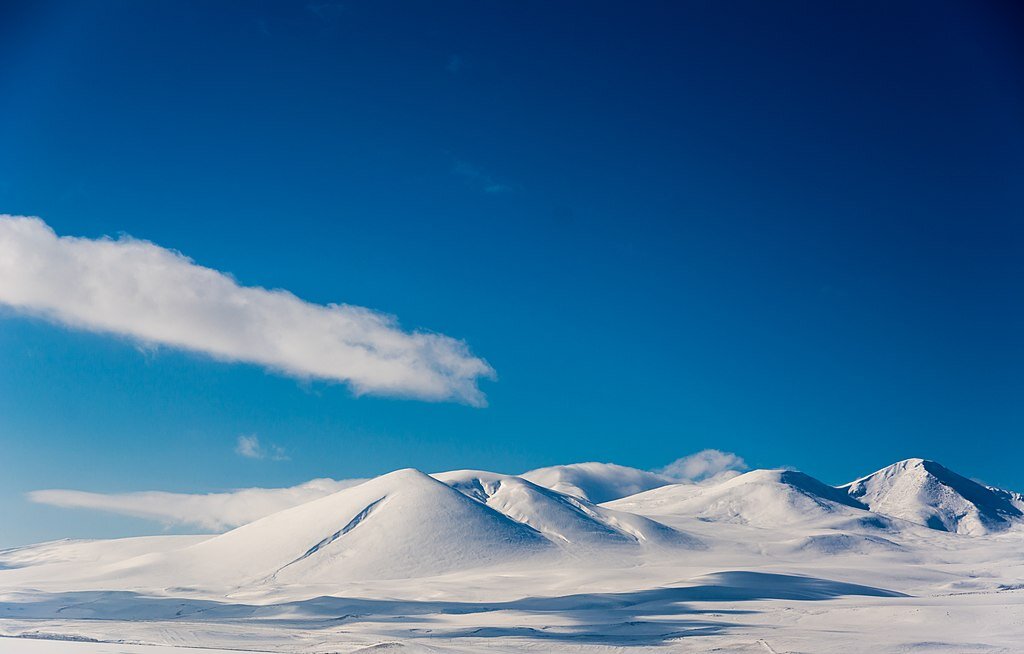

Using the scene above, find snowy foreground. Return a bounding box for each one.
[2,458,1023,653]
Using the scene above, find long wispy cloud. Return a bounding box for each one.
[0,215,494,404]
[28,479,366,531]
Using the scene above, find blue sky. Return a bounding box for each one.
[1,1,1022,546]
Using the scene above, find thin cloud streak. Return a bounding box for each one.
[28,479,367,531]
[0,215,495,405]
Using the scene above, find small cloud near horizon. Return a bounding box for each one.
[235,434,289,461]
[658,449,748,483]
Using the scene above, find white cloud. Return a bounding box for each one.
[235,434,288,461]
[0,215,494,405]
[659,449,748,483]
[236,434,261,459]
[27,478,366,531]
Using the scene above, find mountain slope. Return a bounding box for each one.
[841,458,1024,535]
[127,469,554,586]
[520,462,671,503]
[607,469,872,529]
[435,470,700,549]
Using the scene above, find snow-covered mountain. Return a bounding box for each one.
[7,457,1023,597]
[607,469,873,529]
[603,460,1024,537]
[841,458,1024,535]
[434,470,699,549]
[127,469,556,586]
[103,467,699,589]
[5,457,1024,653]
[520,462,672,503]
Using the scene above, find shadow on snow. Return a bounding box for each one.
[1,571,906,646]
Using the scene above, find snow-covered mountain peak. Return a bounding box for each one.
[841,458,1024,535]
[737,469,867,509]
[122,467,555,586]
[607,468,870,529]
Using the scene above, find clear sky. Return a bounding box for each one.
[1,1,1022,547]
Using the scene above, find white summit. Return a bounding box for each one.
[123,468,556,586]
[840,458,1024,535]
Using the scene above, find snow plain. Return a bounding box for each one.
[2,458,1023,653]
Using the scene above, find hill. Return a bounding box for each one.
[520,462,671,503]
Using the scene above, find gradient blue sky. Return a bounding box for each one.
[1,1,1022,546]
